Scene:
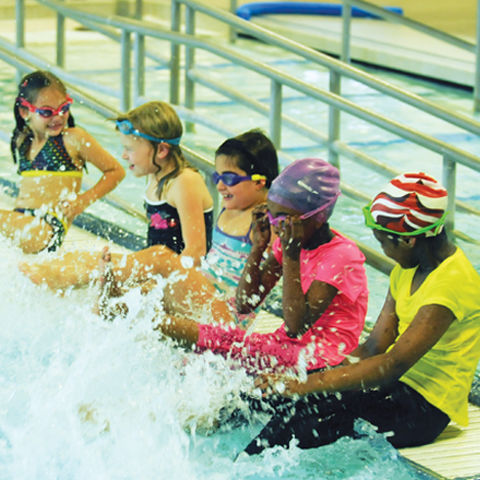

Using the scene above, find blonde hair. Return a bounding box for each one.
[117,101,187,197]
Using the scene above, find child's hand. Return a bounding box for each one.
[251,204,271,249]
[60,197,85,222]
[254,373,306,397]
[278,216,303,259]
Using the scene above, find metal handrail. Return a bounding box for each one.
[5,0,480,272]
[175,0,480,135]
[13,1,480,164]
[338,0,480,111]
[7,6,480,171]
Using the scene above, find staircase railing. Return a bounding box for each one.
[335,0,480,112]
[4,0,480,273]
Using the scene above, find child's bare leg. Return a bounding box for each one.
[59,244,184,289]
[19,250,123,290]
[20,241,185,291]
[0,209,57,254]
[162,268,234,324]
[109,244,185,284]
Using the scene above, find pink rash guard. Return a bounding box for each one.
[196,230,368,373]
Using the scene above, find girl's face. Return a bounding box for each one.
[266,199,320,247]
[120,133,158,177]
[21,87,71,138]
[266,200,300,229]
[214,154,266,210]
[373,230,417,268]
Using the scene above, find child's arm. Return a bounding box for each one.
[236,205,282,313]
[169,169,211,264]
[258,295,455,397]
[279,216,337,336]
[63,127,125,220]
[345,289,399,361]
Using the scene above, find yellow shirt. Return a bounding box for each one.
[390,248,480,426]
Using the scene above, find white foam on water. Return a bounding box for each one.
[0,244,426,480]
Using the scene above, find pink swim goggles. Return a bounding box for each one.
[18,95,73,118]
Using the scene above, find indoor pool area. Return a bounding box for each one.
[0,0,480,478]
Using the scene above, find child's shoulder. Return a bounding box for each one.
[178,166,202,180]
[172,167,205,189]
[62,126,90,147]
[319,230,365,260]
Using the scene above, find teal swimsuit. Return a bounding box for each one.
[202,210,253,291]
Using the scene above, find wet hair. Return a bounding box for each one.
[215,129,279,188]
[11,70,75,163]
[115,101,186,198]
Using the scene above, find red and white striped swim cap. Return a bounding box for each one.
[370,172,448,236]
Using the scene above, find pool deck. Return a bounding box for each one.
[399,405,480,479]
[253,310,480,480]
[250,14,476,88]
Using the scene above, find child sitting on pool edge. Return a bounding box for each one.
[20,101,214,288]
[150,158,368,374]
[4,70,125,253]
[249,172,480,454]
[96,129,279,326]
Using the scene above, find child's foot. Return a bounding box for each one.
[93,247,128,319]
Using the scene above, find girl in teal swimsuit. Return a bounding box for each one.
[95,129,279,323]
[3,70,125,253]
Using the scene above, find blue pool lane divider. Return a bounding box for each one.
[236,2,403,21]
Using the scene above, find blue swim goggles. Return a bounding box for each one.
[212,171,266,187]
[116,119,181,145]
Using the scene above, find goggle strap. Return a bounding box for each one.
[362,204,448,237]
[116,119,181,145]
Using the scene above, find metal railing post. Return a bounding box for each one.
[328,70,341,168]
[170,0,181,105]
[120,29,131,111]
[134,0,145,100]
[16,0,25,48]
[341,0,352,63]
[56,0,65,68]
[15,0,26,83]
[229,0,237,43]
[134,33,145,101]
[474,0,480,112]
[134,0,143,19]
[185,5,196,131]
[269,79,282,148]
[442,156,456,236]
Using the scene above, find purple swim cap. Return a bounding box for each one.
[268,158,340,223]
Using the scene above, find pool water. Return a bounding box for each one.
[0,249,432,480]
[0,27,479,479]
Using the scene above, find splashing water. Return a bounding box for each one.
[0,246,427,480]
